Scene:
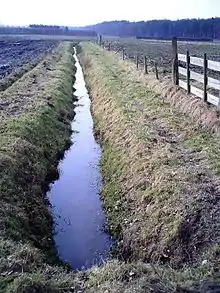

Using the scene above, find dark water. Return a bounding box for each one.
[48,49,112,270]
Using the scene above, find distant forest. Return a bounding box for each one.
[1,18,220,40]
[0,25,97,37]
[85,18,220,40]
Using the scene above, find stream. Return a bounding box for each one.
[48,49,112,270]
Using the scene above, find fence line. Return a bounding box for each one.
[99,41,160,80]
[97,38,220,109]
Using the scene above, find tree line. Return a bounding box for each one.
[85,18,220,40]
[0,25,97,37]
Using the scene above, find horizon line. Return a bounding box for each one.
[1,16,219,28]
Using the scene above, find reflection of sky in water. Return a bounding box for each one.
[48,50,113,270]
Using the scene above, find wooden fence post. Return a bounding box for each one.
[144,56,148,74]
[172,37,179,85]
[99,35,102,46]
[203,53,208,102]
[136,55,139,69]
[122,49,125,60]
[186,50,190,94]
[155,62,159,79]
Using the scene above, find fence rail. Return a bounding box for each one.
[175,43,220,107]
[98,38,220,109]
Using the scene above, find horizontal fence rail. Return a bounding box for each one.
[208,60,220,72]
[178,53,186,63]
[190,56,204,67]
[177,50,220,107]
[98,38,220,110]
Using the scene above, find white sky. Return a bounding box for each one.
[0,0,220,26]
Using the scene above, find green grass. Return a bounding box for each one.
[100,146,127,239]
[0,42,79,292]
[183,130,220,173]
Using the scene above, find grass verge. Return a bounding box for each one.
[0,42,79,292]
[77,43,220,291]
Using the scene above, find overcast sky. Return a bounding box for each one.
[1,0,220,26]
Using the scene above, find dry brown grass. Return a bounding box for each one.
[79,43,220,280]
[119,59,220,134]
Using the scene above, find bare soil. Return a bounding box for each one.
[0,39,57,78]
[104,39,220,81]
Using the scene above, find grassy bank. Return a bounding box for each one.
[2,40,220,292]
[78,43,220,291]
[0,42,78,291]
[0,40,175,293]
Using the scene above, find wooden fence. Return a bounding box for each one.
[99,38,220,108]
[101,43,160,80]
[172,38,220,107]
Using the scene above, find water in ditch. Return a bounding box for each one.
[48,49,112,270]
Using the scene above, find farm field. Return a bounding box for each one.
[0,34,97,41]
[0,39,58,91]
[0,39,57,78]
[0,39,59,92]
[104,38,220,75]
